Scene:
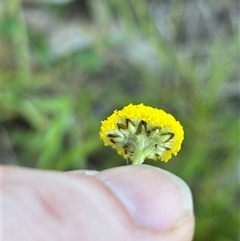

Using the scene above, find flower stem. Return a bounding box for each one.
[132,144,156,165]
[132,150,145,165]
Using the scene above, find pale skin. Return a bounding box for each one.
[2,164,195,241]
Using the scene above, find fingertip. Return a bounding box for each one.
[97,164,194,232]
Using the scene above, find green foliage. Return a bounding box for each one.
[2,0,239,240]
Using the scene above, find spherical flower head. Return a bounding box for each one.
[100,103,184,165]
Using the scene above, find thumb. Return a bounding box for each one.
[3,165,194,241]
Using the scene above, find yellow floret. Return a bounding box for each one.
[100,103,184,164]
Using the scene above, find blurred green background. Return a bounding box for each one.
[2,0,239,240]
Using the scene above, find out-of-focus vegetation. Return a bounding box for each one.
[2,0,239,240]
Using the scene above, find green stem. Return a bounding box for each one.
[132,149,145,165]
[7,0,31,84]
[132,144,155,165]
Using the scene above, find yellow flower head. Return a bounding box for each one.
[100,103,184,164]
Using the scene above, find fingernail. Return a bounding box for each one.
[97,165,193,231]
